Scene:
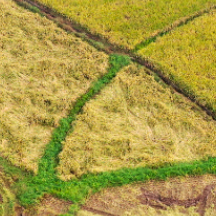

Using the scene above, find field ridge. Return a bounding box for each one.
[2,1,216,215]
[13,0,216,120]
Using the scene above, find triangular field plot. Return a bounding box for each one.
[57,63,216,180]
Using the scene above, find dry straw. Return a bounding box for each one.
[0,0,108,173]
[58,63,216,180]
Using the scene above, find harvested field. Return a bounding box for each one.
[78,175,216,216]
[0,0,108,173]
[57,63,216,180]
[137,10,216,115]
[36,0,216,49]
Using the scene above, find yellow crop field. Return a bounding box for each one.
[0,0,108,173]
[57,63,216,180]
[0,169,15,216]
[137,10,216,115]
[37,0,216,49]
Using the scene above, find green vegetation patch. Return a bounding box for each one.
[0,171,15,216]
[0,0,108,173]
[57,63,216,180]
[137,10,216,115]
[37,0,216,49]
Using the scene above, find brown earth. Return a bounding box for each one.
[17,194,72,216]
[78,175,216,216]
[13,0,216,121]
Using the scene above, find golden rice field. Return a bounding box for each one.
[0,0,108,173]
[2,0,216,215]
[36,0,216,49]
[57,63,216,180]
[137,9,216,115]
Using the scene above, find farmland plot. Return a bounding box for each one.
[137,10,216,115]
[36,0,216,49]
[57,63,216,180]
[0,0,108,173]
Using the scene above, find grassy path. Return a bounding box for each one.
[2,1,216,215]
[13,0,216,120]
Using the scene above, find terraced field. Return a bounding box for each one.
[1,0,216,215]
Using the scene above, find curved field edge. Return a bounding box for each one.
[14,54,131,204]
[12,56,216,214]
[54,157,216,215]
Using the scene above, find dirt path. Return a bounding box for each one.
[138,185,215,216]
[79,175,216,216]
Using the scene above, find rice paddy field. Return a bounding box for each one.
[0,0,108,173]
[36,0,216,49]
[1,0,216,215]
[58,63,216,180]
[137,9,216,116]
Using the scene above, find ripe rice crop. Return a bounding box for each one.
[57,63,216,180]
[37,0,216,49]
[137,10,216,115]
[0,0,108,173]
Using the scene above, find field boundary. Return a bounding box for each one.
[133,4,216,52]
[3,1,216,215]
[13,0,216,120]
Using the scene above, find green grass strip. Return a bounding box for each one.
[133,5,216,52]
[53,157,216,215]
[0,157,30,181]
[15,54,131,206]
[38,54,131,178]
[14,54,216,214]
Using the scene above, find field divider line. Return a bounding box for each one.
[55,156,216,215]
[15,54,130,207]
[133,4,216,52]
[37,54,131,177]
[13,0,216,121]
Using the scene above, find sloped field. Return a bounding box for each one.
[0,0,108,172]
[36,0,216,49]
[57,63,216,180]
[137,10,216,115]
